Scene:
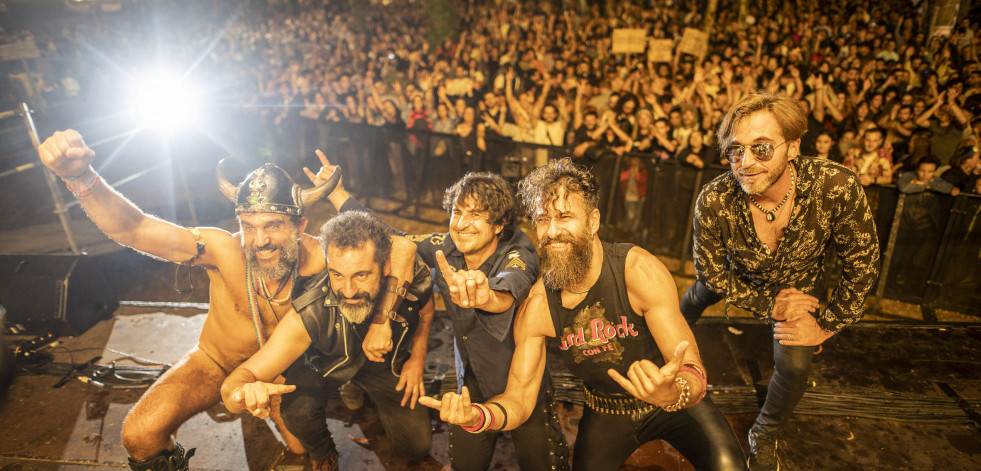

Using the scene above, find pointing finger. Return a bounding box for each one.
[303,166,317,181]
[608,368,640,398]
[315,149,332,167]
[435,250,456,280]
[268,384,297,396]
[418,396,442,411]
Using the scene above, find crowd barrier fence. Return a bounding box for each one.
[297,117,981,320]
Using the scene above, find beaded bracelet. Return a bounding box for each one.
[662,376,691,412]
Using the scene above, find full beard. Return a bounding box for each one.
[539,230,592,291]
[735,159,788,195]
[337,295,373,324]
[246,232,300,281]
[336,278,383,324]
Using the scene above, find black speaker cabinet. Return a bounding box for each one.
[0,253,118,335]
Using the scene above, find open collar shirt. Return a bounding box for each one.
[408,228,539,396]
[692,156,880,333]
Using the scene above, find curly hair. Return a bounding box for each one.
[442,172,517,240]
[517,158,599,218]
[716,92,808,153]
[318,211,392,270]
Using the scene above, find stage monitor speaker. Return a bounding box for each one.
[0,253,118,335]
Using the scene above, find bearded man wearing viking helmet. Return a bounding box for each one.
[37,130,416,470]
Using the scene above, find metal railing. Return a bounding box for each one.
[295,118,981,320]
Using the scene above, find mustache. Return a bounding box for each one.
[339,292,371,303]
[252,242,281,252]
[736,167,766,178]
[539,234,576,249]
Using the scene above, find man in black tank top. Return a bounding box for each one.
[422,159,747,470]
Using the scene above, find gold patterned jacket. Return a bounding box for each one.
[692,156,880,333]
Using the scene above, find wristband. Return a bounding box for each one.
[64,171,101,197]
[474,403,494,433]
[370,310,404,324]
[487,401,508,431]
[371,276,409,323]
[461,404,486,433]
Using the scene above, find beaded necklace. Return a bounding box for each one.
[245,261,297,348]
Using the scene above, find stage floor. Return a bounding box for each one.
[2,301,981,470]
[1,198,980,470]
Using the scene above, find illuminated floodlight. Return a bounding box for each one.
[127,70,202,133]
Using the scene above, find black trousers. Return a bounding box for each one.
[680,281,815,438]
[572,397,746,470]
[280,359,432,462]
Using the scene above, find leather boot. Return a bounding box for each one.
[127,442,196,471]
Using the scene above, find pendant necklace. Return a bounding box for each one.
[750,164,796,222]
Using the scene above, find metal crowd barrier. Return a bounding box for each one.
[193,116,981,321]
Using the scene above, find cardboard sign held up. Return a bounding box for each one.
[648,39,673,63]
[611,28,647,54]
[678,28,709,60]
[0,38,40,61]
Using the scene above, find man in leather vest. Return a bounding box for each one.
[38,134,411,470]
[221,210,434,471]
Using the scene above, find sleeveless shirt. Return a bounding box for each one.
[544,242,664,396]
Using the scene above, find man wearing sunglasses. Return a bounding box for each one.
[681,93,880,470]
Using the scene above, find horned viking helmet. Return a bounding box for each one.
[216,160,341,216]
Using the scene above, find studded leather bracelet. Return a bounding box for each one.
[370,275,410,324]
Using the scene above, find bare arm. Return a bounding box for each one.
[38,130,217,264]
[821,87,845,122]
[220,310,312,415]
[915,92,944,127]
[573,79,586,130]
[531,75,552,120]
[606,248,704,406]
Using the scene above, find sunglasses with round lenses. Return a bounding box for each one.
[725,141,788,164]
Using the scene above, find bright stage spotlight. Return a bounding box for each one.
[126,70,203,133]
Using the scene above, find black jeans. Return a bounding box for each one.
[280,359,432,462]
[447,367,568,471]
[572,397,746,471]
[680,281,814,437]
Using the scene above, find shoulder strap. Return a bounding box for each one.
[293,270,330,311]
[543,285,564,335]
[606,242,635,316]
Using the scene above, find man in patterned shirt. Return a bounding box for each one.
[680,93,880,470]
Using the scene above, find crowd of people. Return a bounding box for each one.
[18,1,981,470]
[11,0,979,200]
